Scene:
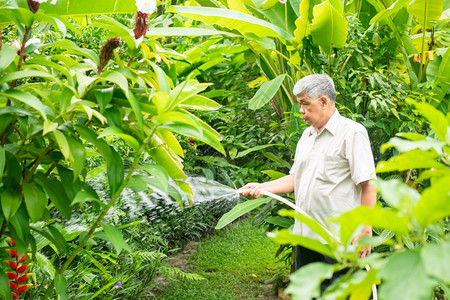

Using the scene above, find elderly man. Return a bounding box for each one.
[240,74,377,280]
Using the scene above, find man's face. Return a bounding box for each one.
[296,94,324,129]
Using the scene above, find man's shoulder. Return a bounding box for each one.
[338,115,368,134]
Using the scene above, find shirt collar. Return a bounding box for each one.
[310,109,340,136]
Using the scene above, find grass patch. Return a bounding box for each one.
[156,218,289,299]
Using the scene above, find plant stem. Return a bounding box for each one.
[418,1,428,83]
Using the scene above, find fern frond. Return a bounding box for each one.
[160,266,206,281]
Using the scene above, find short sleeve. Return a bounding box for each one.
[346,127,376,185]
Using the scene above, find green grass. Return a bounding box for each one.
[156,218,289,299]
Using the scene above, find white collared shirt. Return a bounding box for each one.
[289,110,376,242]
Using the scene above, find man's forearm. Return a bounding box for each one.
[260,174,295,194]
[360,180,376,207]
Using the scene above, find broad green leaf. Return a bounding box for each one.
[157,111,198,127]
[149,61,172,94]
[333,206,410,245]
[0,146,5,179]
[149,145,186,180]
[155,129,184,157]
[413,175,450,228]
[0,43,17,72]
[66,135,86,180]
[216,198,271,229]
[42,119,58,136]
[34,173,72,219]
[374,179,420,209]
[43,40,99,66]
[265,216,294,228]
[408,100,448,142]
[421,239,450,283]
[98,127,140,152]
[376,149,445,172]
[35,252,56,279]
[179,95,222,111]
[408,0,445,24]
[428,48,450,102]
[369,0,409,25]
[53,130,70,160]
[1,188,22,222]
[54,273,68,300]
[0,70,57,85]
[379,250,437,300]
[168,80,211,110]
[0,89,48,120]
[310,0,348,55]
[152,92,171,114]
[248,74,286,110]
[22,182,47,222]
[169,6,294,40]
[139,164,170,194]
[285,262,334,300]
[268,229,335,258]
[40,0,137,16]
[93,86,114,113]
[146,27,239,37]
[101,222,132,254]
[9,204,29,243]
[0,272,12,300]
[72,191,105,208]
[380,136,445,154]
[294,0,313,42]
[48,225,70,255]
[235,143,284,158]
[76,125,124,196]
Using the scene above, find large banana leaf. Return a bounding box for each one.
[310,0,348,55]
[407,0,445,24]
[169,5,294,41]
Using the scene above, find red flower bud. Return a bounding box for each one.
[16,263,32,274]
[26,0,40,13]
[6,238,16,247]
[6,272,17,280]
[12,292,18,299]
[17,284,33,293]
[5,260,18,269]
[5,249,19,258]
[17,273,32,283]
[18,254,27,263]
[134,11,149,39]
[10,282,18,289]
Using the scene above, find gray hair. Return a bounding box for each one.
[292,74,337,101]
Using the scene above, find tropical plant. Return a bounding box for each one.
[0,0,226,298]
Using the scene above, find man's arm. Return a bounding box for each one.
[353,180,377,257]
[239,174,294,199]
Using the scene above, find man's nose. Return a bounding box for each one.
[299,105,305,114]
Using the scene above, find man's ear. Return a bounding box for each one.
[320,96,328,107]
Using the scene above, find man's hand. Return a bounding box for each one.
[238,182,262,199]
[352,225,372,258]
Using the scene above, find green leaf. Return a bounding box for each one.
[149,61,172,94]
[0,43,17,73]
[66,135,86,180]
[265,216,294,228]
[149,145,186,180]
[268,229,335,258]
[379,250,437,300]
[0,271,12,300]
[146,27,240,37]
[248,74,286,110]
[0,146,5,179]
[9,204,29,243]
[139,164,170,194]
[235,143,284,158]
[48,225,70,255]
[0,70,57,85]
[43,40,99,66]
[0,89,48,120]
[380,136,445,154]
[98,127,140,152]
[376,149,445,172]
[72,191,105,208]
[35,252,55,279]
[215,198,271,229]
[101,222,132,254]
[310,0,348,55]
[93,86,114,113]
[261,170,287,180]
[40,0,137,16]
[179,95,222,111]
[1,188,22,222]
[34,174,72,219]
[413,175,450,228]
[332,206,410,245]
[408,100,448,142]
[428,48,450,102]
[374,179,420,209]
[169,6,294,40]
[421,238,450,283]
[285,262,334,300]
[22,182,47,222]
[54,273,68,300]
[407,0,445,24]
